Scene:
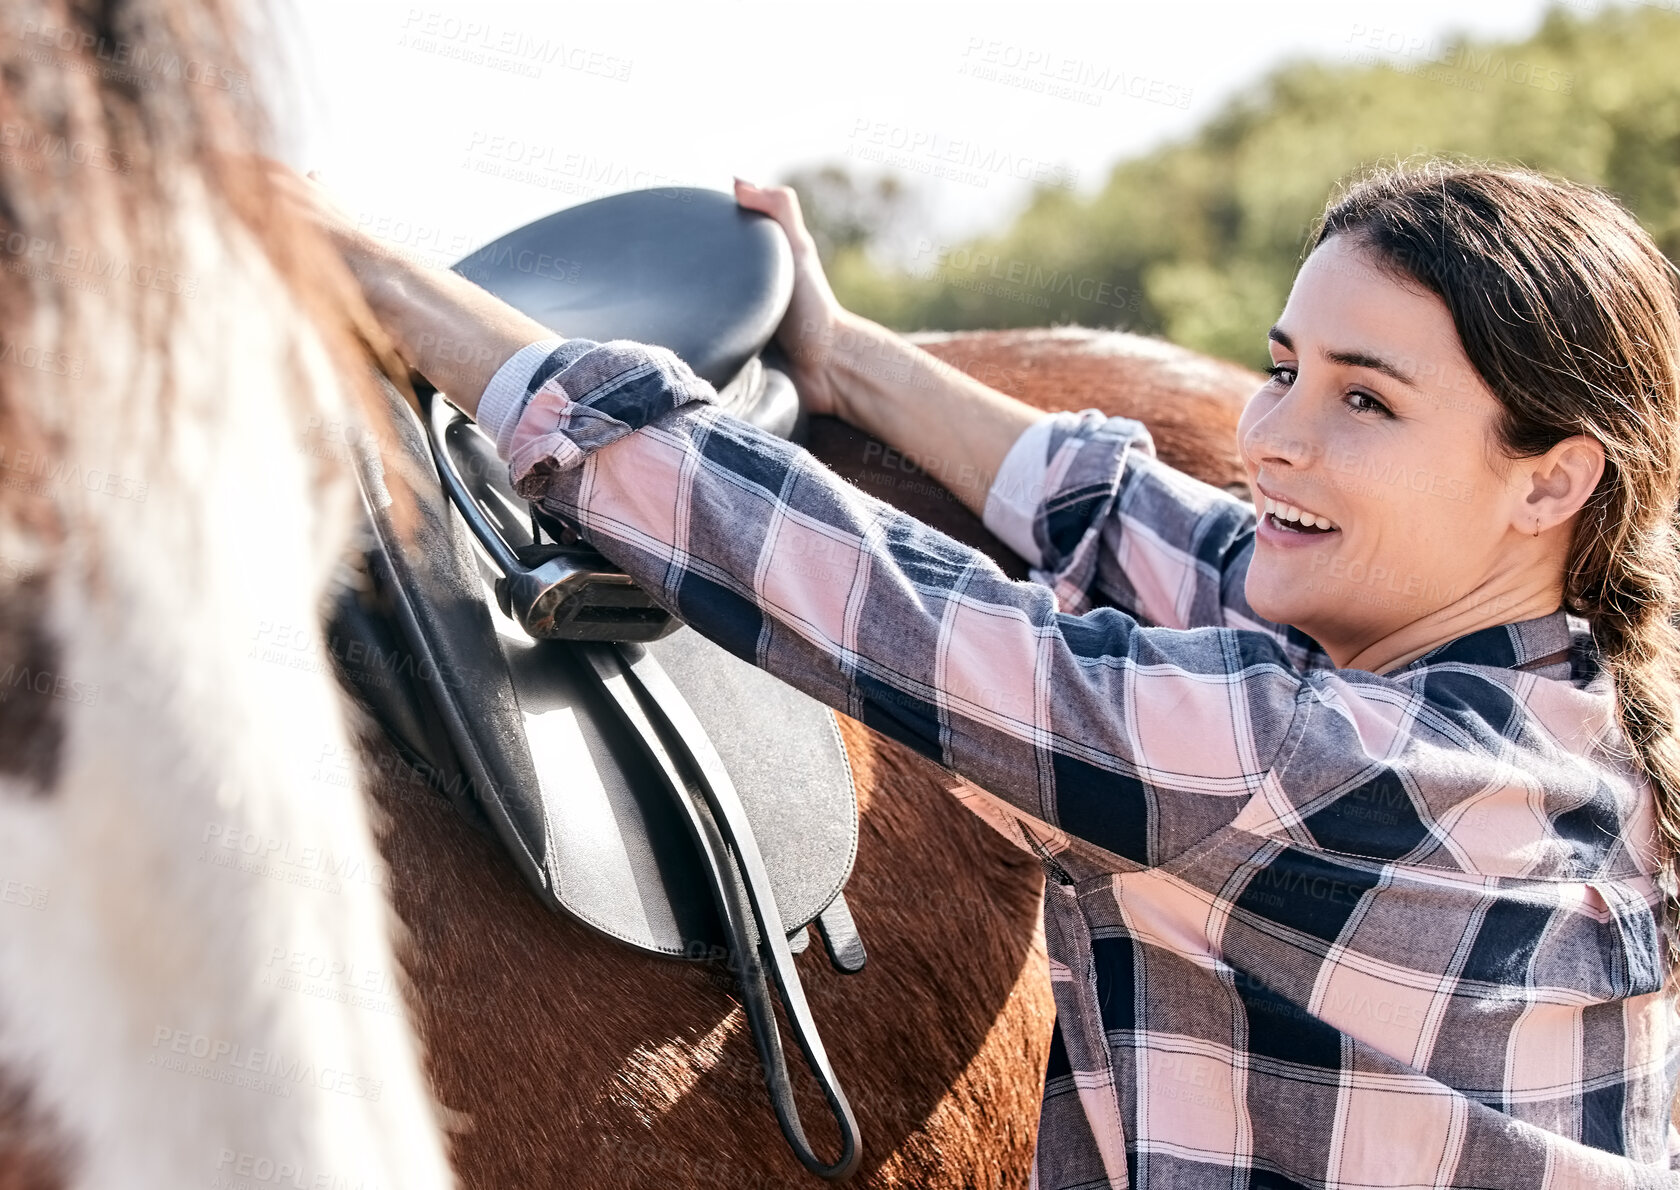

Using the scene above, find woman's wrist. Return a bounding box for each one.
[822,310,952,440]
[340,238,427,359]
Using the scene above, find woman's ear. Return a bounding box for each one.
[1522,434,1606,534]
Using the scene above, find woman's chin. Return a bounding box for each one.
[1244,572,1316,630]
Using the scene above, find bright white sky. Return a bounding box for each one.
[278,0,1578,269]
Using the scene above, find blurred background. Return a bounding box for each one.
[284,1,1680,371]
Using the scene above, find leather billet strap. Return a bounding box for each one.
[582,639,861,1182]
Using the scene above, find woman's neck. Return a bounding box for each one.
[1323,578,1566,674]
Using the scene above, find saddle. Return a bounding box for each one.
[325,189,863,1181]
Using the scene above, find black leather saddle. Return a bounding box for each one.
[325,189,863,1180]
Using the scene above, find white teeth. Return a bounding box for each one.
[1263,496,1338,532]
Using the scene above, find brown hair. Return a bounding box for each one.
[1312,163,1680,897]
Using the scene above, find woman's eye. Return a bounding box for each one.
[1265,364,1296,386]
[1346,389,1393,417]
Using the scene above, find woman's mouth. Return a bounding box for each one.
[1261,495,1340,535]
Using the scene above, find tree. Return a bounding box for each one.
[822,5,1680,369]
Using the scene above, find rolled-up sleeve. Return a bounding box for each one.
[982,406,1330,670]
[479,338,1308,870]
[980,411,1056,567]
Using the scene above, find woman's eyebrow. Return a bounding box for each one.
[1267,326,1420,389]
[1324,348,1420,388]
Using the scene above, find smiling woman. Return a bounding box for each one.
[312,161,1680,1187]
[1269,166,1680,834]
[1242,232,1610,673]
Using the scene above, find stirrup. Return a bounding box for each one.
[427,394,679,643]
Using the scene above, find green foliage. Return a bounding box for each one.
[803,5,1680,369]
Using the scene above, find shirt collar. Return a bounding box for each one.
[1391,607,1583,680]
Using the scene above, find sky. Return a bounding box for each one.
[277,0,1581,270]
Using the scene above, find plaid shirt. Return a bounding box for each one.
[478,336,1680,1189]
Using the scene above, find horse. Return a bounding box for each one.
[0,3,1262,1185]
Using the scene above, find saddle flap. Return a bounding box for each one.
[444,406,859,955]
[332,375,858,958]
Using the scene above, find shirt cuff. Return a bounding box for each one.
[497,338,719,487]
[475,336,586,459]
[982,412,1058,568]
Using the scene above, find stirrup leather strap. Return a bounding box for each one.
[582,640,861,1181]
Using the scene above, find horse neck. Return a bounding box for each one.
[0,196,452,1187]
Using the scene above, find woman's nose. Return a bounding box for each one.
[1242,390,1320,471]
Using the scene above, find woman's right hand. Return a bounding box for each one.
[733,179,849,420]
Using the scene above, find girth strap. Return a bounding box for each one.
[581,640,861,1181]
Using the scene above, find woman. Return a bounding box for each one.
[306,163,1680,1186]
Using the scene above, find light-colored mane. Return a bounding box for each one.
[0,6,453,1179]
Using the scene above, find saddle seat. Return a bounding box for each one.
[453,186,804,438]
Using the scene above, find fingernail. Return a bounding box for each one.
[734,176,757,189]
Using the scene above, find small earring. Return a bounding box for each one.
[1533,517,1541,538]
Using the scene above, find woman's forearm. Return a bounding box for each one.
[347,240,552,419]
[821,312,1044,520]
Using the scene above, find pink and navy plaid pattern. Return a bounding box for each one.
[479,336,1680,1188]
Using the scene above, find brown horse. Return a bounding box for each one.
[358,325,1261,1188]
[0,2,1271,1183]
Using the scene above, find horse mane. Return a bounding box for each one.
[0,6,455,1184]
[0,0,399,549]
